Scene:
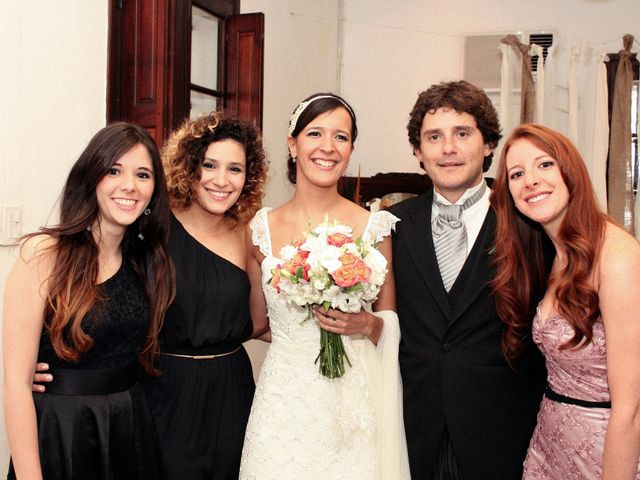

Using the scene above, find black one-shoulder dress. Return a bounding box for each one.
[142,215,255,480]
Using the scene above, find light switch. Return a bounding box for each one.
[0,206,22,245]
[7,207,22,240]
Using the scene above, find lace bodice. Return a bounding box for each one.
[533,309,609,402]
[250,207,399,346]
[38,261,150,370]
[240,207,401,479]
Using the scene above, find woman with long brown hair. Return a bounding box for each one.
[3,122,174,479]
[491,124,640,478]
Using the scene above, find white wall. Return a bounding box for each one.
[0,0,638,469]
[0,1,109,467]
[241,0,341,209]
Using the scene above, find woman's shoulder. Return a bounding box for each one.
[599,222,640,279]
[7,234,57,288]
[19,233,57,263]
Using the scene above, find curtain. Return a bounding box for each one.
[608,34,635,233]
[568,42,581,146]
[541,45,563,133]
[498,42,521,139]
[592,53,610,212]
[501,34,536,122]
[531,44,545,124]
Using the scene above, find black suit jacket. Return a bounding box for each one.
[389,190,545,480]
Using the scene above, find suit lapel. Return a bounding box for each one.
[448,208,496,322]
[397,192,452,318]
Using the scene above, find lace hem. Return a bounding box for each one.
[250,207,273,257]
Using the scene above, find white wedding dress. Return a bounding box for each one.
[239,207,410,480]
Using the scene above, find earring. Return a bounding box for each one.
[137,233,145,241]
[144,208,151,216]
[292,157,297,164]
[86,225,92,232]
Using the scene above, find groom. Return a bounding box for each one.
[389,81,546,479]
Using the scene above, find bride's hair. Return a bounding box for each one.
[286,93,357,184]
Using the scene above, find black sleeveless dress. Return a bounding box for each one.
[142,214,255,480]
[8,262,162,480]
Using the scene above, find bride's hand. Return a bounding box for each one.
[314,307,383,344]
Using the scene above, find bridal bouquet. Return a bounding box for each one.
[269,216,387,379]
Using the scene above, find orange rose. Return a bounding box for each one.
[332,264,359,287]
[354,260,371,282]
[327,233,351,247]
[339,252,358,266]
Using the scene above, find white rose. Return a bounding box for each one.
[310,270,332,290]
[363,248,387,281]
[301,234,325,253]
[307,244,342,273]
[279,244,299,261]
[322,223,352,237]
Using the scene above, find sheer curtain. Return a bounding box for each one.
[498,42,522,139]
[591,53,610,212]
[568,42,581,147]
[531,44,545,124]
[540,45,564,133]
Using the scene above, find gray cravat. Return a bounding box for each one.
[432,182,487,291]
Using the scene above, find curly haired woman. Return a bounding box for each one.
[143,112,268,479]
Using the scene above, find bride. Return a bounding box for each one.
[239,93,410,479]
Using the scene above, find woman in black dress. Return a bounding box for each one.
[3,123,174,479]
[142,113,268,479]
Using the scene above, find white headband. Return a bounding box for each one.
[288,95,355,135]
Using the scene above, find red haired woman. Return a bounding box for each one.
[491,124,640,478]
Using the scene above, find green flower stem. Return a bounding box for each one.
[315,328,352,379]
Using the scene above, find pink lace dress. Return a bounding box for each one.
[523,309,640,479]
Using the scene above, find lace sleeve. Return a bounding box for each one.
[249,207,272,257]
[362,210,400,245]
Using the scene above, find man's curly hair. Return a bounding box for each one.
[162,112,267,226]
[407,81,502,171]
